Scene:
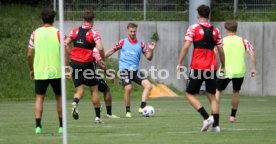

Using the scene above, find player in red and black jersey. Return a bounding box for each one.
[65,10,105,123]
[177,5,225,132]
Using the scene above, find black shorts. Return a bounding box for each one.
[98,79,109,93]
[217,77,244,92]
[35,79,61,95]
[70,60,99,87]
[119,70,146,87]
[186,70,217,95]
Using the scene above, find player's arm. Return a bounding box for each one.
[143,42,156,61]
[91,30,105,60]
[248,50,256,77]
[64,36,73,79]
[216,29,225,74]
[177,25,194,71]
[105,40,123,58]
[177,41,192,71]
[27,48,34,80]
[27,32,35,80]
[105,48,116,58]
[249,50,257,77]
[245,40,257,77]
[95,40,105,60]
[217,46,226,76]
[217,46,225,68]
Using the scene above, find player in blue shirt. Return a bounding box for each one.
[105,23,156,117]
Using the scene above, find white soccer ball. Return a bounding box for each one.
[142,106,155,117]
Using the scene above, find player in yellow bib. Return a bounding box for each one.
[27,9,69,134]
[215,20,256,123]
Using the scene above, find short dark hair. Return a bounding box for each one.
[127,23,138,29]
[197,5,210,18]
[83,10,95,22]
[41,9,56,24]
[224,20,238,32]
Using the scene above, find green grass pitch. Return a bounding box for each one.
[0,95,276,144]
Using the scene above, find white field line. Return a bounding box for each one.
[68,124,113,128]
[223,128,264,131]
[167,128,264,134]
[167,131,199,134]
[105,133,142,137]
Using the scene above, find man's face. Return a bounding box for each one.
[128,27,137,40]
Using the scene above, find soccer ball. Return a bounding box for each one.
[142,106,155,117]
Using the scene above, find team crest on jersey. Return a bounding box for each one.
[76,39,84,44]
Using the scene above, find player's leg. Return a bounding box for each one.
[139,80,152,112]
[120,70,132,117]
[90,84,103,123]
[84,62,102,123]
[98,79,119,118]
[205,70,220,132]
[71,85,84,120]
[124,84,132,117]
[216,78,231,104]
[230,78,244,122]
[56,95,63,133]
[98,79,111,113]
[70,61,85,120]
[133,71,152,113]
[34,80,49,134]
[50,79,63,133]
[186,70,213,131]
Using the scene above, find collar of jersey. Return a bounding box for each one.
[128,37,138,44]
[82,23,92,29]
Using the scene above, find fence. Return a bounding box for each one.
[54,0,188,21]
[53,0,276,21]
[212,0,276,21]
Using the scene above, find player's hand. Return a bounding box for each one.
[219,68,226,77]
[148,42,156,51]
[251,69,256,77]
[29,70,34,80]
[97,60,106,69]
[65,72,71,80]
[176,64,183,72]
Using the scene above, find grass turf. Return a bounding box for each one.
[0,95,275,144]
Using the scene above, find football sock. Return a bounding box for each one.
[198,107,209,120]
[73,98,80,104]
[95,107,101,118]
[59,117,62,127]
[35,118,41,128]
[126,106,131,112]
[213,114,220,127]
[140,102,146,109]
[231,109,237,117]
[106,106,112,115]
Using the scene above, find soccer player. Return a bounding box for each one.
[105,23,156,118]
[65,10,105,123]
[177,5,225,132]
[27,9,68,134]
[93,49,120,118]
[216,20,256,123]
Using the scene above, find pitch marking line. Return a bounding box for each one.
[106,133,142,137]
[69,124,113,128]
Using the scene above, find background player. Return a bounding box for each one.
[216,20,256,123]
[65,10,105,123]
[105,23,156,118]
[177,5,225,132]
[27,9,68,134]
